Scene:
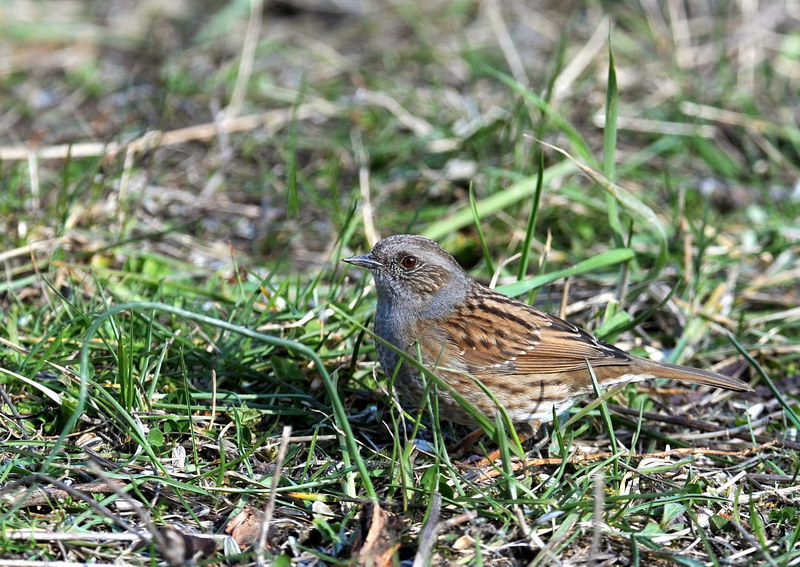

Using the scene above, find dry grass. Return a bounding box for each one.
[1,1,799,565]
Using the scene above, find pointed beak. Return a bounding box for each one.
[342,253,382,270]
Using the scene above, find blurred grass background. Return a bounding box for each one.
[1,0,799,565]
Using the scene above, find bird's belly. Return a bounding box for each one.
[393,364,577,427]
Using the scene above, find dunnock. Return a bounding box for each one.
[343,234,751,429]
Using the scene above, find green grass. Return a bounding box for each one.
[1,1,800,565]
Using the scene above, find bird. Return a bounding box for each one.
[342,234,752,432]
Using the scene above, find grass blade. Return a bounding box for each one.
[517,151,545,280]
[65,301,378,501]
[498,247,634,297]
[421,160,576,241]
[469,184,495,275]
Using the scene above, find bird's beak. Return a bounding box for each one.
[342,253,382,270]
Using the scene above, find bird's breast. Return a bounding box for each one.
[373,298,413,377]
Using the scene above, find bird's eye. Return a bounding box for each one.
[400,255,417,269]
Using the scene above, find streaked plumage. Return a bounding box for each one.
[344,234,751,428]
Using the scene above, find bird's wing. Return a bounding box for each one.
[439,288,632,375]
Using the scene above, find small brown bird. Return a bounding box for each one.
[343,234,751,430]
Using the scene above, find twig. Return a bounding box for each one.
[209,369,218,432]
[437,510,477,530]
[0,474,146,542]
[2,531,142,543]
[484,0,528,88]
[746,473,800,484]
[85,460,164,547]
[726,514,778,567]
[223,0,263,120]
[351,128,379,247]
[733,484,800,504]
[0,103,340,162]
[609,404,800,450]
[257,425,292,566]
[413,491,441,567]
[558,277,570,320]
[472,441,780,481]
[267,434,338,443]
[0,237,73,262]
[553,17,610,100]
[667,0,693,68]
[0,561,119,567]
[592,115,717,138]
[0,384,31,439]
[353,90,432,137]
[676,412,781,441]
[590,469,604,557]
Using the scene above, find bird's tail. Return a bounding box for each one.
[633,357,753,392]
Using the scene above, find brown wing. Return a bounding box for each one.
[439,285,633,375]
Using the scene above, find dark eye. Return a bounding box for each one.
[400,255,417,269]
